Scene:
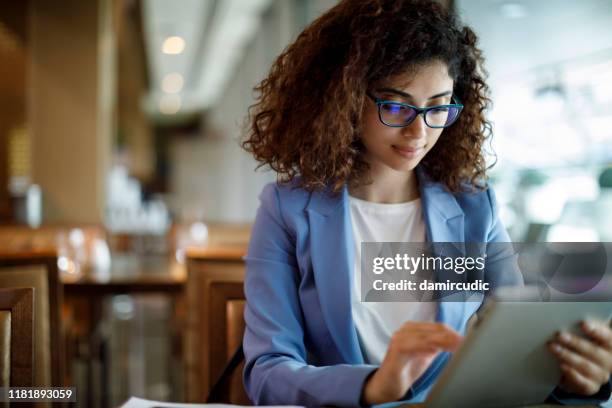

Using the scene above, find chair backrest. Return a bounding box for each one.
[0,253,62,386]
[208,281,249,404]
[226,300,246,401]
[185,246,248,404]
[0,287,34,387]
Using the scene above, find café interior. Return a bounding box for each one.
[0,0,611,406]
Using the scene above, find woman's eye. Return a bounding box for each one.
[381,103,406,114]
[429,107,449,115]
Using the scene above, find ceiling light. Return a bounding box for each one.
[162,72,184,93]
[500,3,527,19]
[159,95,181,114]
[162,36,185,55]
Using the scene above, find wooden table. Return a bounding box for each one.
[62,254,187,408]
[62,255,185,294]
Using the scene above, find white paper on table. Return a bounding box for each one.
[120,396,304,408]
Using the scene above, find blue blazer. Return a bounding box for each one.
[242,169,606,407]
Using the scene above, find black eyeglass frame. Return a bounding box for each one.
[366,91,464,129]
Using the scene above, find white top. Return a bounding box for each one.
[349,195,437,364]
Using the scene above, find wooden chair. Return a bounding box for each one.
[0,251,62,386]
[185,246,249,404]
[206,281,248,404]
[0,287,34,387]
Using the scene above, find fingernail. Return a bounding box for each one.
[584,321,597,331]
[551,343,563,352]
[558,332,571,342]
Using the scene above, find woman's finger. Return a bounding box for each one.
[396,321,461,335]
[581,320,612,350]
[559,363,604,396]
[391,330,462,354]
[549,341,609,386]
[555,331,612,372]
[400,321,455,333]
[398,322,463,340]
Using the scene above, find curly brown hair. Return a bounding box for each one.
[242,0,492,193]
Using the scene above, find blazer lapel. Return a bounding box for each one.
[416,167,465,254]
[306,186,364,364]
[417,167,468,331]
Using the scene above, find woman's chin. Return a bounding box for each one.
[364,152,423,173]
[387,157,421,172]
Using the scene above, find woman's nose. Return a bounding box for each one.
[401,114,428,140]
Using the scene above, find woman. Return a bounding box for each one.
[241,0,612,406]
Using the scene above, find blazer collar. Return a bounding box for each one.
[415,166,463,222]
[304,166,467,251]
[305,166,465,224]
[416,166,466,255]
[305,183,344,217]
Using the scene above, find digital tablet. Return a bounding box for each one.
[426,289,612,408]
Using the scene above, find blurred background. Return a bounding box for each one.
[0,0,610,406]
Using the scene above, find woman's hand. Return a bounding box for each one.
[548,320,612,396]
[362,322,463,405]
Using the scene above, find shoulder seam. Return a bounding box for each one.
[272,183,298,243]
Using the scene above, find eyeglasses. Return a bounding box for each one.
[367,91,464,129]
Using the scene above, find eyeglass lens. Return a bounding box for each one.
[379,103,461,128]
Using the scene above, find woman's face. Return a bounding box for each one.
[360,60,455,173]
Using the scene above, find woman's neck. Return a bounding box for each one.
[349,166,420,204]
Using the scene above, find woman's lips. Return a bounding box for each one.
[392,145,425,159]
